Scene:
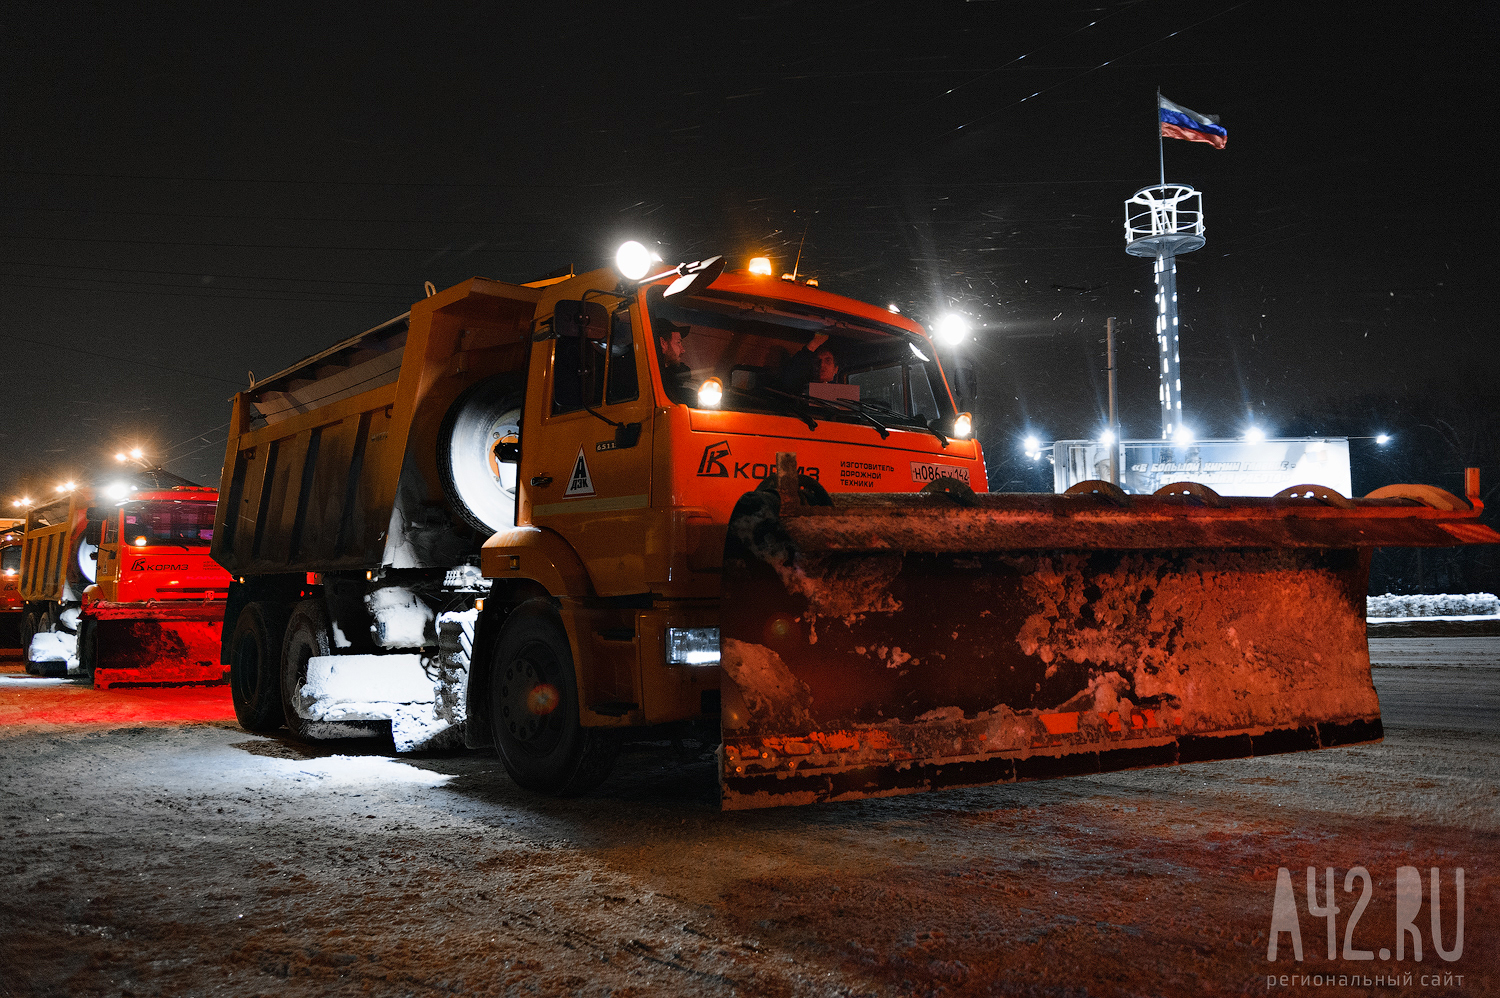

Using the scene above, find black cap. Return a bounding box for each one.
[655,320,689,339]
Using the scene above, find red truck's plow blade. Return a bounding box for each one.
[717,455,1498,810]
[89,603,227,688]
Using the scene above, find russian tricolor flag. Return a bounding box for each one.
[1159,94,1227,149]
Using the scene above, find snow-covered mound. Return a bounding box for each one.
[1366,592,1499,620]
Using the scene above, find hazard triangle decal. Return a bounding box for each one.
[564,445,596,497]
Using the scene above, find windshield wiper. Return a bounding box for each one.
[822,395,951,446]
[809,396,891,438]
[734,387,818,430]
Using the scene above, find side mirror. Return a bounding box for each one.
[954,360,979,400]
[553,300,609,341]
[85,506,104,521]
[84,521,102,545]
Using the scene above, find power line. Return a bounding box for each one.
[0,278,413,306]
[0,330,246,385]
[1,168,626,190]
[0,232,548,253]
[0,259,422,288]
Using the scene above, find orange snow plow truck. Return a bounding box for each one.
[18,480,231,686]
[1,519,22,648]
[211,248,1498,809]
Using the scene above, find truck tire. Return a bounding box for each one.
[77,618,97,683]
[25,609,65,677]
[439,375,523,533]
[281,600,331,739]
[489,599,616,795]
[19,611,38,675]
[280,599,378,740]
[229,601,291,733]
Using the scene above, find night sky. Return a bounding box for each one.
[3,3,1495,516]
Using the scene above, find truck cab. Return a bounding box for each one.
[90,488,230,605]
[0,520,21,647]
[468,265,986,788]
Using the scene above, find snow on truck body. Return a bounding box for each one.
[212,258,1499,810]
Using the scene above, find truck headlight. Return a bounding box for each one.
[697,378,723,408]
[953,412,973,438]
[666,627,720,666]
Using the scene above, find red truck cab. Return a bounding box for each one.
[0,520,22,647]
[80,486,232,685]
[92,488,230,604]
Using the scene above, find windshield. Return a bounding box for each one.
[645,287,952,433]
[120,501,216,547]
[1,544,18,573]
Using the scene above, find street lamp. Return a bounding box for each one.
[1376,433,1391,445]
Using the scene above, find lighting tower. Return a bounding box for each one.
[1124,184,1204,439]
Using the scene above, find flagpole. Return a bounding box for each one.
[1157,88,1165,187]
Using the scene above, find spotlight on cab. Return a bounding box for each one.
[936,314,969,347]
[614,241,653,281]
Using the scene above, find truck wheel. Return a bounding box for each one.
[19,611,38,675]
[77,619,97,683]
[489,599,617,795]
[26,610,64,677]
[229,601,290,733]
[440,376,523,533]
[280,599,375,740]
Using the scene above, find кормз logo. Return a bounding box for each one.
[697,440,731,478]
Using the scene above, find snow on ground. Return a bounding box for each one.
[264,752,456,787]
[1367,591,1499,621]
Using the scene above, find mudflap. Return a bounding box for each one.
[92,611,227,688]
[716,456,1467,811]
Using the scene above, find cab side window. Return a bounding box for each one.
[605,307,638,405]
[552,304,636,413]
[551,326,604,415]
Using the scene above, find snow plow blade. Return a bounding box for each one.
[90,603,227,688]
[718,455,1499,810]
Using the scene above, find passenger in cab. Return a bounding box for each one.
[773,332,840,392]
[653,319,694,403]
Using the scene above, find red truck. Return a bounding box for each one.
[19,481,231,684]
[1,518,22,647]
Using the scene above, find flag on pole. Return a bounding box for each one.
[1158,94,1227,149]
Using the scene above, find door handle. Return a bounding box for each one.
[530,476,553,488]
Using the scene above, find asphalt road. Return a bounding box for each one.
[1369,636,1500,735]
[0,637,1494,997]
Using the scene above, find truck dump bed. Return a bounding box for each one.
[214,279,540,577]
